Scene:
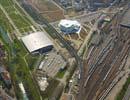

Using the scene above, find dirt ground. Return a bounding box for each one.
[26,0,65,22]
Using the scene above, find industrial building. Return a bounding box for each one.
[21,32,53,54]
[86,0,122,11]
[59,19,81,34]
[58,0,122,11]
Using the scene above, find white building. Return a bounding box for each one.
[38,77,48,91]
[59,19,81,34]
[19,82,28,100]
[21,32,53,54]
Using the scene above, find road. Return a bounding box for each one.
[73,11,101,24]
[78,13,101,56]
[50,11,101,26]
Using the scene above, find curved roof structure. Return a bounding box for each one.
[21,32,53,53]
[59,19,81,34]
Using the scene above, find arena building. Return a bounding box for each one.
[21,32,53,54]
[59,19,81,34]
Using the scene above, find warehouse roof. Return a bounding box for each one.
[21,32,53,53]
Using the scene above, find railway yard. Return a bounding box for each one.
[1,0,130,100]
[78,4,130,100]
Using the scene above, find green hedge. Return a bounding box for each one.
[116,77,130,100]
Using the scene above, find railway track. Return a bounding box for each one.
[97,40,130,100]
[16,1,130,100]
[84,39,120,100]
[18,0,83,69]
[78,4,130,100]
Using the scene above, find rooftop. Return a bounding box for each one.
[59,19,81,34]
[59,19,81,28]
[21,32,53,53]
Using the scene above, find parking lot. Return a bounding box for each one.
[38,51,67,77]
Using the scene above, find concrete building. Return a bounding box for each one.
[21,32,53,54]
[59,19,81,34]
[74,2,84,11]
[60,0,72,8]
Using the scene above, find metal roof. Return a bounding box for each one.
[21,32,53,53]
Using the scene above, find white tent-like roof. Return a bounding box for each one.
[21,32,53,53]
[59,19,81,28]
[59,19,81,34]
